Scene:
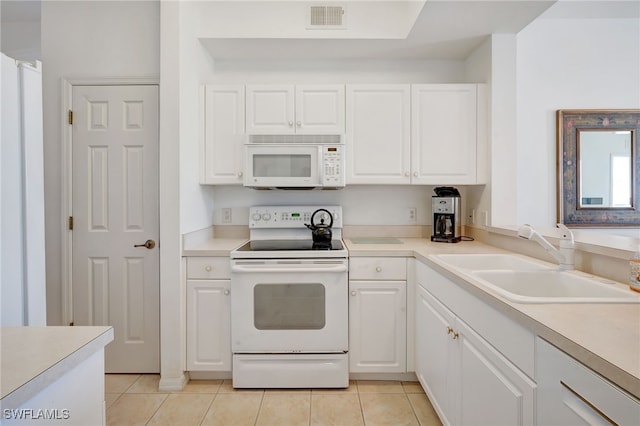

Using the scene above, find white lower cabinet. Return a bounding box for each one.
[536,337,640,426]
[415,285,455,424]
[416,262,536,426]
[349,257,407,373]
[456,316,536,426]
[349,280,406,373]
[186,257,232,371]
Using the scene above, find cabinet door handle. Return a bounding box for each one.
[375,266,382,272]
[413,172,418,177]
[296,121,301,127]
[560,381,617,425]
[351,291,357,296]
[452,331,459,340]
[224,289,230,296]
[205,265,212,272]
[404,172,410,177]
[288,121,294,127]
[238,171,243,177]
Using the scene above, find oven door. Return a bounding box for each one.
[230,258,348,353]
[244,144,321,188]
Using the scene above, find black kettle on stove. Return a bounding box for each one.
[305,209,333,247]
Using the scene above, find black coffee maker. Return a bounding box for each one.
[431,187,461,243]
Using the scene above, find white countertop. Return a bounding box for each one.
[0,326,114,408]
[181,235,640,399]
[182,237,247,257]
[343,237,640,399]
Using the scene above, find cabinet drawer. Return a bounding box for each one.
[187,257,230,279]
[350,257,407,280]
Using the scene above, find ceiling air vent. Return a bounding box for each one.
[308,5,346,29]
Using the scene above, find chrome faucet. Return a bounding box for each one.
[517,223,574,270]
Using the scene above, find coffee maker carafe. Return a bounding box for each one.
[431,187,461,243]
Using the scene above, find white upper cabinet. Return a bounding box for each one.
[201,83,487,186]
[246,84,344,135]
[346,85,411,184]
[412,84,485,184]
[201,85,245,184]
[296,85,345,134]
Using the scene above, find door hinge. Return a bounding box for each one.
[68,110,73,125]
[68,216,74,230]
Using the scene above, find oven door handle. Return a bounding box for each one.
[231,264,348,273]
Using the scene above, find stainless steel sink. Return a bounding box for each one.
[429,253,640,304]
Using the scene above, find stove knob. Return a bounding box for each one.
[262,213,272,221]
[252,213,262,221]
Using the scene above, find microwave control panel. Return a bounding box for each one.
[322,145,344,186]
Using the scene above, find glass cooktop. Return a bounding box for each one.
[236,239,344,252]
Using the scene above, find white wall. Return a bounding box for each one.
[0,0,41,61]
[1,21,41,61]
[464,37,492,227]
[1,53,25,325]
[41,1,160,325]
[179,0,478,234]
[210,185,442,227]
[0,55,46,326]
[516,16,640,227]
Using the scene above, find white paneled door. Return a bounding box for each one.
[72,85,159,373]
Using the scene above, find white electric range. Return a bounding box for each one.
[230,205,349,388]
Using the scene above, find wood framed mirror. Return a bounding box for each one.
[557,109,639,227]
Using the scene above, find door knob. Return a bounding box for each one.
[134,239,156,249]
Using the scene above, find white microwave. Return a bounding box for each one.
[244,135,345,189]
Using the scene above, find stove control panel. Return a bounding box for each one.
[248,206,342,228]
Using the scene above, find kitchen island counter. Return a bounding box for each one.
[1,326,114,422]
[344,237,640,400]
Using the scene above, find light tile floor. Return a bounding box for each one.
[105,374,443,426]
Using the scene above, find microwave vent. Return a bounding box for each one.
[249,134,343,144]
[308,5,346,29]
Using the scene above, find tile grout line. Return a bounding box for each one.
[198,392,217,426]
[308,390,312,426]
[143,393,169,426]
[253,388,266,426]
[356,382,367,426]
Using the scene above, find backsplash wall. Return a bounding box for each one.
[209,185,473,227]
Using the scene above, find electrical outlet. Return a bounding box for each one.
[222,208,232,224]
[481,210,489,226]
[408,207,417,223]
[469,209,476,225]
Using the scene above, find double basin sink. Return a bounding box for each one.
[429,253,640,304]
